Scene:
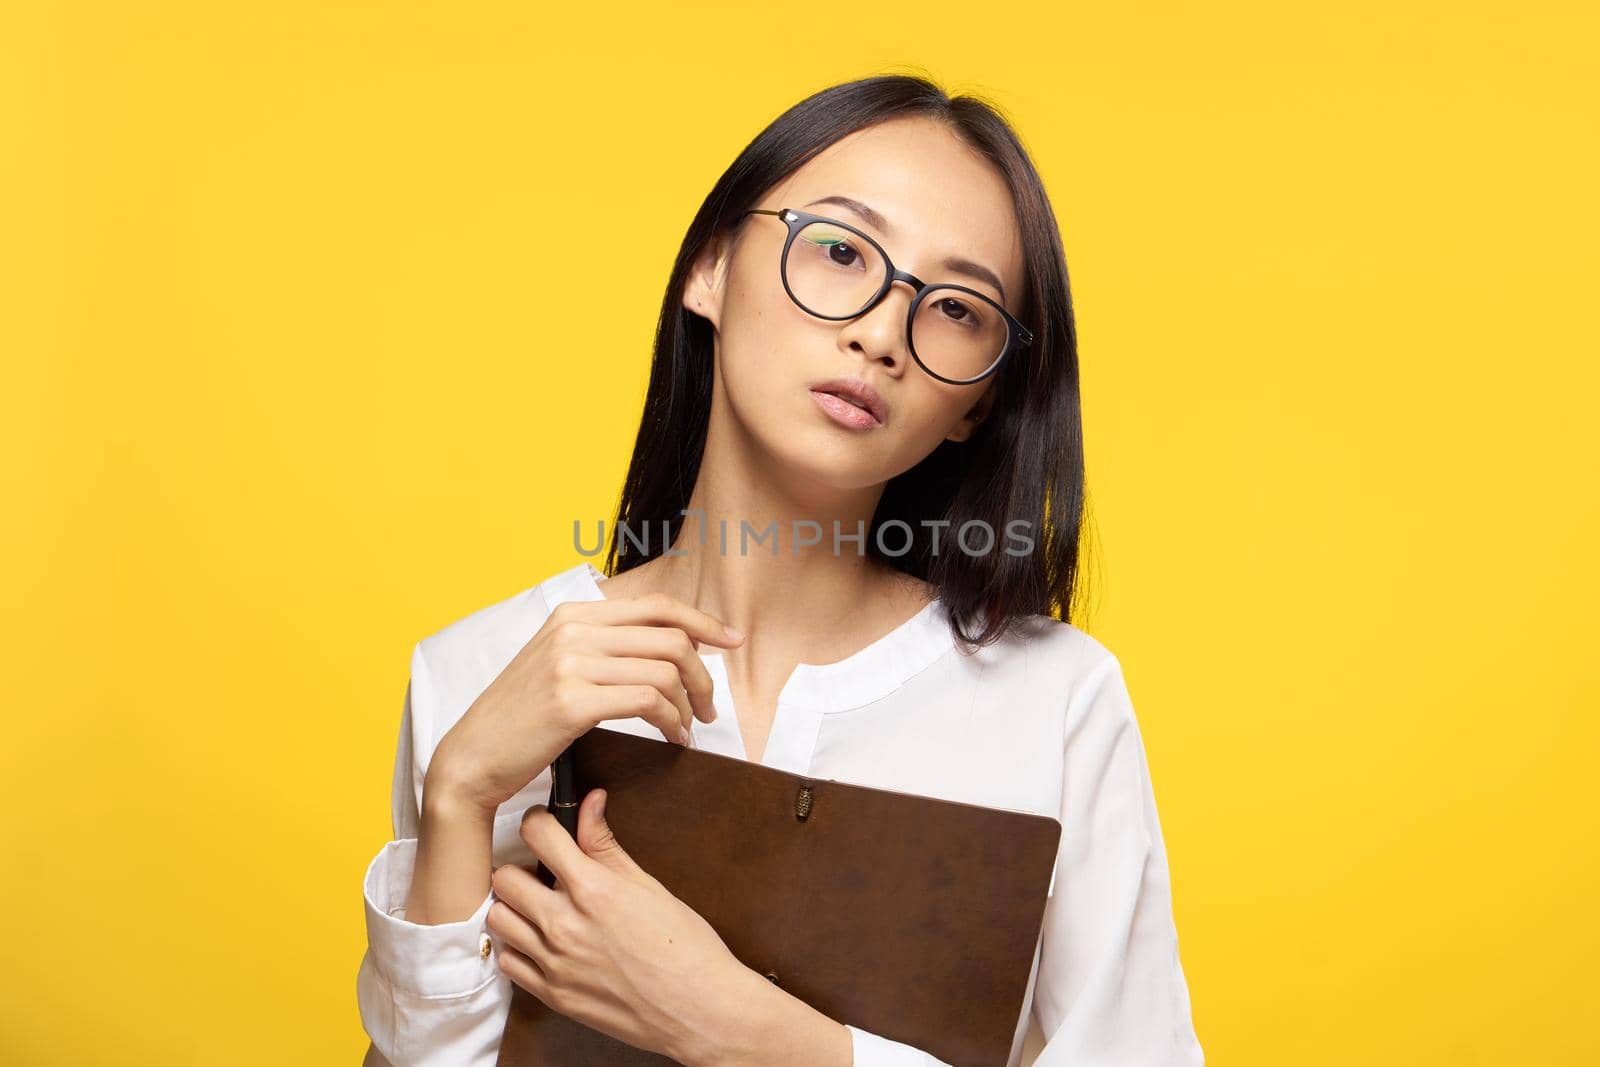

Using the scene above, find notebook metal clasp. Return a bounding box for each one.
[795,784,814,821]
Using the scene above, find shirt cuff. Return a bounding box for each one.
[363,836,499,998]
[847,1024,940,1066]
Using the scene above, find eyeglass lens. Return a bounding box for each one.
[784,219,1009,382]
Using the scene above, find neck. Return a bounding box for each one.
[641,411,905,645]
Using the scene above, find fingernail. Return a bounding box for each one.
[678,726,690,745]
[723,624,744,641]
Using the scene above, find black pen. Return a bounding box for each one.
[534,742,579,888]
[533,726,695,887]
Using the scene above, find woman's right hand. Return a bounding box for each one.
[424,592,745,816]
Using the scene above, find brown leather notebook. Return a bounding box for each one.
[496,726,1061,1067]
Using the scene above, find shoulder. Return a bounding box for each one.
[978,612,1129,716]
[985,610,1121,677]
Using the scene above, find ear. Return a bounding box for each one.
[944,380,998,443]
[681,231,732,329]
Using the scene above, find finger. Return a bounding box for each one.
[579,654,698,735]
[516,804,597,893]
[487,897,558,965]
[490,857,559,930]
[577,682,692,745]
[555,592,745,650]
[496,941,557,1005]
[585,625,719,725]
[575,788,651,883]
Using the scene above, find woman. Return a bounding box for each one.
[357,74,1204,1066]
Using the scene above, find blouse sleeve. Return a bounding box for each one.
[844,1026,956,1064]
[355,643,518,1067]
[1027,641,1205,1065]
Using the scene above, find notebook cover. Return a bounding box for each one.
[496,725,1061,1066]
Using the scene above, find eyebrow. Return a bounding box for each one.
[801,195,1009,304]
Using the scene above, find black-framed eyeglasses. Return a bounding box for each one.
[739,207,1035,385]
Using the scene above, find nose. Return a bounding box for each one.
[838,280,915,375]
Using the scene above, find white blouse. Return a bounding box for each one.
[357,561,1204,1066]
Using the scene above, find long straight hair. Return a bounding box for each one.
[603,73,1094,649]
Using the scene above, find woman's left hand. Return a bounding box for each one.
[488,789,763,1064]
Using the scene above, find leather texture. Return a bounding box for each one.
[496,726,1061,1066]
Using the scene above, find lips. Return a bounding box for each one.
[808,377,888,425]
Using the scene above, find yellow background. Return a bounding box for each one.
[3,2,1595,1063]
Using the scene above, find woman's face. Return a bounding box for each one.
[683,115,1027,493]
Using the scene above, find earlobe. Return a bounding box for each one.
[682,280,714,324]
[681,287,720,329]
[683,235,729,327]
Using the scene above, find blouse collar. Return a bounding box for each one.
[539,561,961,715]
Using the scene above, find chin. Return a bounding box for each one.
[765,432,893,494]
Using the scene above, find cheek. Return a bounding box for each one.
[895,386,977,442]
[717,323,789,398]
[719,252,792,336]
[717,291,812,393]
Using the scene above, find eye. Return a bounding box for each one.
[799,228,869,272]
[936,295,981,326]
[825,240,863,268]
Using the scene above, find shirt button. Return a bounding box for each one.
[479,934,492,959]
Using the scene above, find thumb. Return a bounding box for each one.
[577,789,645,878]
